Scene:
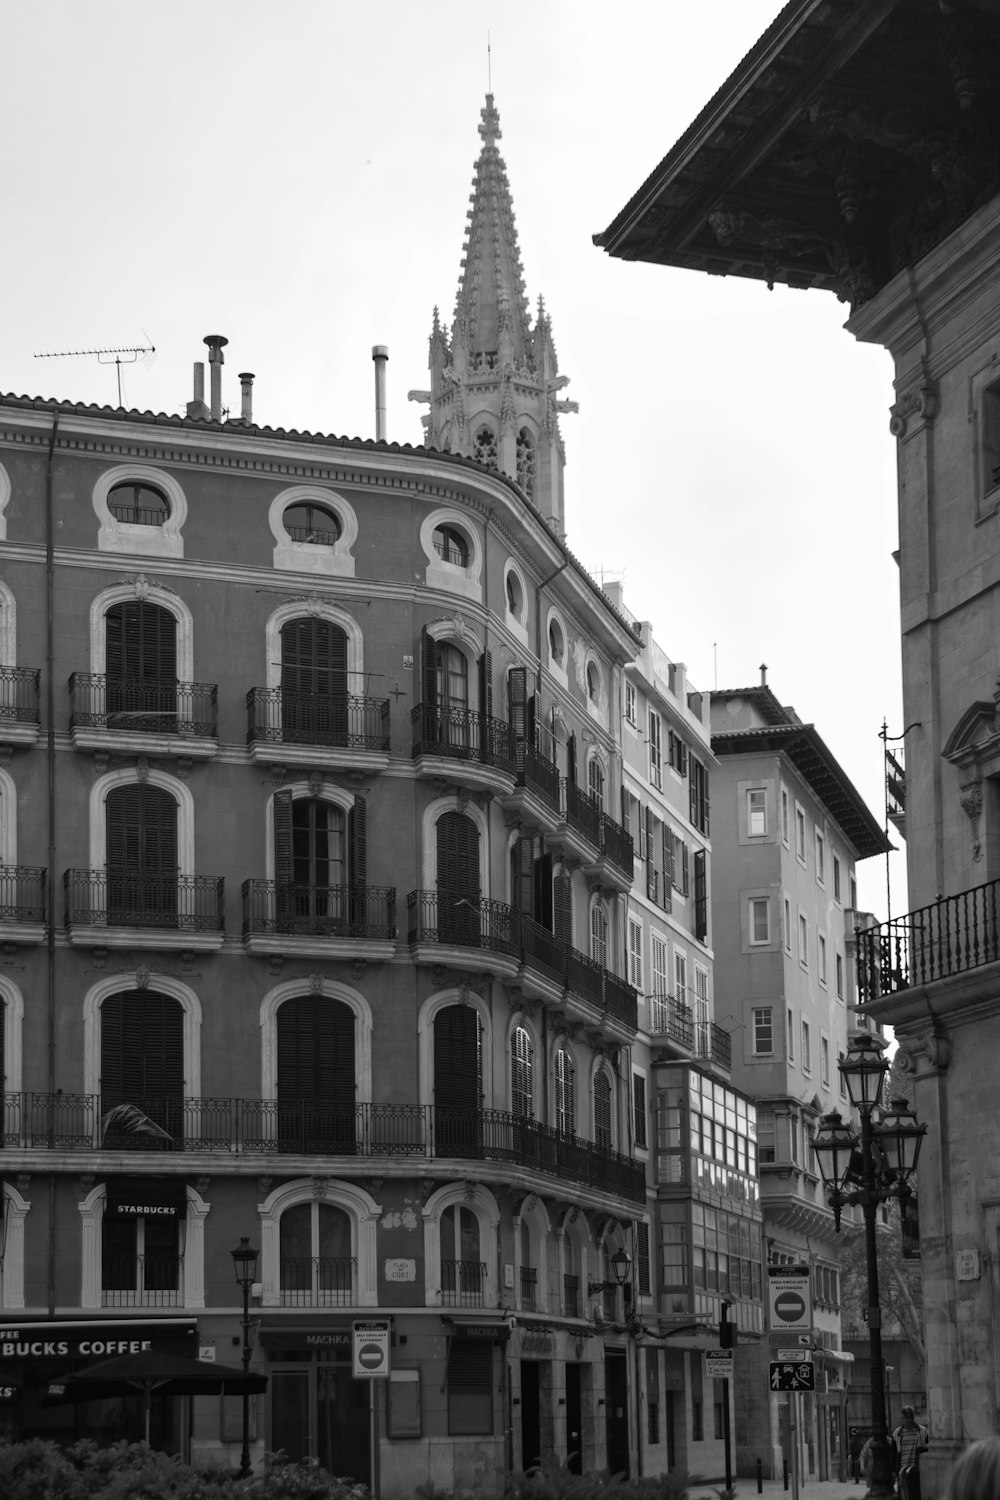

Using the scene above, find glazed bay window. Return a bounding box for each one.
[749,896,770,945]
[752,1006,773,1056]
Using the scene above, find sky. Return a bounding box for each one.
[1,0,904,923]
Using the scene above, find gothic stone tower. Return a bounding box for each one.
[413,95,575,537]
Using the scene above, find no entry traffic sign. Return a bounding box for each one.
[352,1319,390,1379]
[767,1266,812,1333]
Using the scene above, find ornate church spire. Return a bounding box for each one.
[412,94,576,536]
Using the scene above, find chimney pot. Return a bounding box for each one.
[238,372,255,426]
[203,335,228,421]
[372,345,389,442]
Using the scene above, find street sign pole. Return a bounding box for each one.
[790,1391,800,1500]
[722,1365,732,1492]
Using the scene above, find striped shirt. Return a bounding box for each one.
[893,1422,928,1470]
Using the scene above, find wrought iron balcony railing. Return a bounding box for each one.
[103,1256,182,1307]
[64,871,225,933]
[520,1265,538,1310]
[600,812,634,876]
[242,881,395,941]
[650,993,695,1049]
[695,1021,732,1069]
[407,891,639,1029]
[411,703,516,774]
[0,666,40,724]
[69,674,218,737]
[0,1096,645,1200]
[0,865,46,924]
[279,1256,356,1306]
[561,778,602,848]
[856,877,1000,1002]
[247,687,390,752]
[441,1260,486,1308]
[515,742,560,811]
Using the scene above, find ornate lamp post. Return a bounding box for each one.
[813,1033,925,1500]
[231,1236,260,1478]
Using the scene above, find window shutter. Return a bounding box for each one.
[526,694,536,747]
[508,666,527,739]
[633,1074,647,1149]
[638,804,647,861]
[434,1005,481,1113]
[278,995,356,1108]
[636,1222,651,1296]
[553,872,572,944]
[514,836,534,915]
[662,825,674,912]
[645,808,656,901]
[348,795,367,888]
[422,628,437,709]
[694,849,708,941]
[273,790,294,886]
[567,733,577,786]
[100,991,183,1103]
[106,785,177,877]
[478,651,493,722]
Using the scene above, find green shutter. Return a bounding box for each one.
[348,795,367,888]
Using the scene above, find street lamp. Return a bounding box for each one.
[813,1032,926,1500]
[231,1236,259,1478]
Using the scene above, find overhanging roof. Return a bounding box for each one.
[595,0,1000,310]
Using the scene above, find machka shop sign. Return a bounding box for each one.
[0,1320,197,1363]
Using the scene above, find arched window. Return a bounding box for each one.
[473,426,498,471]
[279,1200,354,1306]
[432,524,469,568]
[586,662,600,702]
[591,903,608,969]
[107,482,170,527]
[282,501,342,546]
[516,428,535,500]
[594,1069,613,1151]
[276,995,356,1152]
[106,600,178,733]
[436,810,480,946]
[106,784,178,926]
[548,618,564,666]
[280,617,349,746]
[441,1203,483,1306]
[100,989,184,1145]
[434,1003,483,1155]
[555,1047,575,1136]
[505,568,524,618]
[511,1025,534,1119]
[588,759,605,809]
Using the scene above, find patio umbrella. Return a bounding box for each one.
[46,1348,267,1444]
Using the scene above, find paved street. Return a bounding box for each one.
[690,1477,873,1500]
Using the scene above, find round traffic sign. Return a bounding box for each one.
[774,1291,806,1323]
[359,1343,385,1369]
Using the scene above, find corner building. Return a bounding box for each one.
[0,98,653,1491]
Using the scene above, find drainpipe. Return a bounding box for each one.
[45,411,59,1314]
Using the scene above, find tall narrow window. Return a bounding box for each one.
[434,1005,483,1155]
[750,897,770,945]
[588,757,605,808]
[436,811,480,946]
[675,950,687,1005]
[511,1025,534,1120]
[590,904,608,969]
[833,855,842,903]
[689,758,709,834]
[277,995,356,1152]
[801,1021,812,1074]
[625,683,637,725]
[555,1048,575,1136]
[795,807,806,862]
[473,426,498,472]
[106,784,178,927]
[633,1073,647,1150]
[818,933,828,984]
[648,710,663,788]
[815,829,826,884]
[651,933,669,1029]
[799,914,808,967]
[836,952,845,999]
[280,617,349,747]
[781,789,789,845]
[105,600,178,733]
[628,918,643,990]
[747,789,767,837]
[441,1203,483,1308]
[752,1007,773,1055]
[279,1201,353,1306]
[821,1036,830,1087]
[787,1008,794,1062]
[516,429,535,500]
[594,1070,613,1151]
[100,990,183,1146]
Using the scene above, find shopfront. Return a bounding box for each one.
[258,1327,371,1484]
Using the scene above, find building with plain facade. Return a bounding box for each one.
[709,680,888,1481]
[595,0,1000,1490]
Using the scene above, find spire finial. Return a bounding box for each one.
[487,32,492,93]
[479,93,501,147]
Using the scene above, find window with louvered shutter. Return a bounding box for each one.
[106,602,177,684]
[511,1026,533,1119]
[553,873,573,944]
[694,849,708,942]
[594,1070,613,1151]
[100,990,183,1142]
[447,1339,493,1435]
[508,667,527,741]
[633,1073,647,1149]
[280,618,348,745]
[555,1048,575,1135]
[436,812,479,944]
[0,999,4,1086]
[348,796,366,887]
[512,835,534,916]
[277,996,356,1152]
[636,1222,651,1296]
[106,785,178,925]
[434,1006,483,1156]
[591,904,608,968]
[588,758,604,809]
[567,733,577,785]
[478,651,492,720]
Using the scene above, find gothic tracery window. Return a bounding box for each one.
[473,426,498,471]
[516,428,535,500]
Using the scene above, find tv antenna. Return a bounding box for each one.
[34,342,156,406]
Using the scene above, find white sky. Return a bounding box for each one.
[1,0,904,922]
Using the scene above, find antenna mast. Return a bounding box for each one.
[34,343,156,406]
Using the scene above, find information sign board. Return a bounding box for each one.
[769,1360,815,1392]
[705,1349,733,1379]
[352,1318,391,1379]
[767,1265,812,1332]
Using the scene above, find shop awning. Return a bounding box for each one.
[440,1316,510,1342]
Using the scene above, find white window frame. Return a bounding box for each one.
[651,932,669,1030]
[795,805,807,864]
[674,949,687,1006]
[747,788,767,838]
[93,464,188,560]
[818,932,828,986]
[801,1020,812,1075]
[815,828,826,885]
[628,917,643,991]
[821,1035,831,1087]
[625,681,637,727]
[798,913,808,969]
[648,709,663,789]
[269,484,358,578]
[749,896,770,945]
[752,1006,774,1056]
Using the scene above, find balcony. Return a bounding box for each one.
[650,993,695,1051]
[103,1257,183,1308]
[410,703,516,793]
[549,778,602,862]
[0,1096,647,1202]
[0,666,40,747]
[857,878,1000,1003]
[278,1257,356,1307]
[695,1021,733,1070]
[69,674,218,759]
[442,1260,486,1309]
[242,880,396,961]
[247,687,390,772]
[63,871,225,951]
[498,743,561,833]
[583,812,635,894]
[0,865,46,946]
[408,893,639,1033]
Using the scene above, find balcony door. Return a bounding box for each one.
[106,601,177,732]
[100,989,183,1147]
[280,617,348,746]
[273,791,366,936]
[436,811,480,946]
[434,1003,482,1156]
[106,784,178,926]
[276,995,356,1153]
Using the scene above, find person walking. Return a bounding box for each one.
[892,1405,930,1500]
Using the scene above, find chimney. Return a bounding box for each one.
[203,334,228,421]
[238,372,255,425]
[760,663,768,687]
[372,345,388,441]
[186,362,210,421]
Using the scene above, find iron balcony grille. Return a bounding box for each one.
[0,865,46,924]
[650,993,695,1049]
[242,881,395,941]
[69,674,218,737]
[247,687,390,752]
[516,742,560,811]
[279,1257,356,1307]
[411,702,516,774]
[64,871,225,933]
[561,778,602,848]
[600,813,634,876]
[0,1097,645,1200]
[520,1265,538,1310]
[856,878,1000,1002]
[707,1023,732,1068]
[407,892,639,1029]
[0,666,40,724]
[102,1256,182,1306]
[441,1260,486,1308]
